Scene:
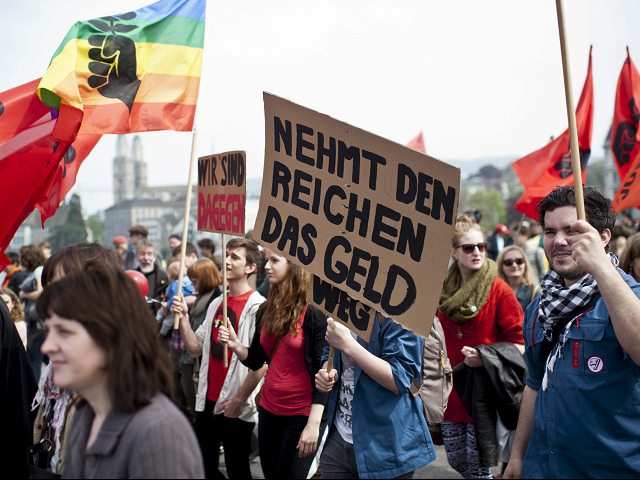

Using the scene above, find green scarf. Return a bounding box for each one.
[438,258,498,324]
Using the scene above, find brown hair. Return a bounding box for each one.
[452,213,483,247]
[226,238,261,277]
[20,244,45,271]
[0,287,24,323]
[620,232,640,281]
[42,242,122,288]
[259,258,310,336]
[36,264,174,413]
[496,245,534,287]
[172,242,197,259]
[187,258,222,294]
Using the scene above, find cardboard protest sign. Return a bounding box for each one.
[254,93,460,339]
[198,151,247,236]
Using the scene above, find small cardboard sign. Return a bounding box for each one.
[254,93,460,339]
[198,151,247,236]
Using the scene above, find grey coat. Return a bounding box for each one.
[63,394,204,479]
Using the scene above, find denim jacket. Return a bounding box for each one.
[323,315,435,479]
[523,270,640,478]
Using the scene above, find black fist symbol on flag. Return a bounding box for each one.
[87,16,141,112]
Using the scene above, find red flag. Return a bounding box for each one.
[0,78,50,145]
[406,132,426,154]
[37,132,101,220]
[611,49,640,212]
[0,80,94,267]
[512,49,594,221]
[611,48,640,182]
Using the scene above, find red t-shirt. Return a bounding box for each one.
[206,289,254,402]
[259,307,312,416]
[437,277,524,423]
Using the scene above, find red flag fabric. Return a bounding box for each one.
[37,132,101,220]
[406,131,426,154]
[611,49,640,182]
[611,50,640,212]
[512,49,594,221]
[0,80,93,267]
[0,78,50,145]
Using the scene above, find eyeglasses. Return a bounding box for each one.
[455,243,487,254]
[503,258,525,267]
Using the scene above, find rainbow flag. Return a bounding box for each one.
[38,0,205,134]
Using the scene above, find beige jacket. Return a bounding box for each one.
[194,290,265,422]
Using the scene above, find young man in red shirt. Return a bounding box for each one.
[173,238,266,479]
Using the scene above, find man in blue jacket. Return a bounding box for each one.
[505,186,640,479]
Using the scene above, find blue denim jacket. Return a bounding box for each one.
[323,315,435,479]
[523,270,640,478]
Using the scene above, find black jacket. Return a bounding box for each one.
[242,305,329,406]
[0,298,38,478]
[453,342,527,467]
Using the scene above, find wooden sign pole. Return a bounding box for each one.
[555,0,586,220]
[222,233,229,368]
[174,129,198,330]
[326,345,334,373]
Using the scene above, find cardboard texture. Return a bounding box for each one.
[198,150,247,236]
[254,93,460,339]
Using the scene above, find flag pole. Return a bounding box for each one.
[555,0,586,220]
[222,233,229,368]
[173,129,198,330]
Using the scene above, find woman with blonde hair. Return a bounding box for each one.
[619,232,640,282]
[0,287,26,348]
[218,250,328,479]
[497,245,541,312]
[437,214,524,479]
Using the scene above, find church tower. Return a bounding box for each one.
[131,135,148,192]
[113,135,135,203]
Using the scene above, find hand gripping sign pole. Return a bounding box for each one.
[556,0,586,220]
[221,233,229,368]
[173,129,198,330]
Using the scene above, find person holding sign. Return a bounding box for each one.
[437,214,523,479]
[504,187,640,479]
[218,250,328,480]
[315,314,435,479]
[172,238,265,479]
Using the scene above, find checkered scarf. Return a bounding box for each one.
[538,253,618,337]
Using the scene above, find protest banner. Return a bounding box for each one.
[254,93,460,340]
[197,149,247,365]
[198,150,247,236]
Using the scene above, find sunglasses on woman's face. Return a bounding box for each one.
[503,258,525,267]
[456,243,487,254]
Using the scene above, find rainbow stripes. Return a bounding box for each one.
[38,0,205,133]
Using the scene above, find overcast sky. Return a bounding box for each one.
[2,0,639,214]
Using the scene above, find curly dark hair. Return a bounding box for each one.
[538,186,615,234]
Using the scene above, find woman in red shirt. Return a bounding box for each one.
[437,214,524,479]
[219,250,328,479]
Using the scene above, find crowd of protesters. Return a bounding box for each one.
[3,185,640,479]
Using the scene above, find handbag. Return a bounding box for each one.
[28,407,61,479]
[254,336,282,407]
